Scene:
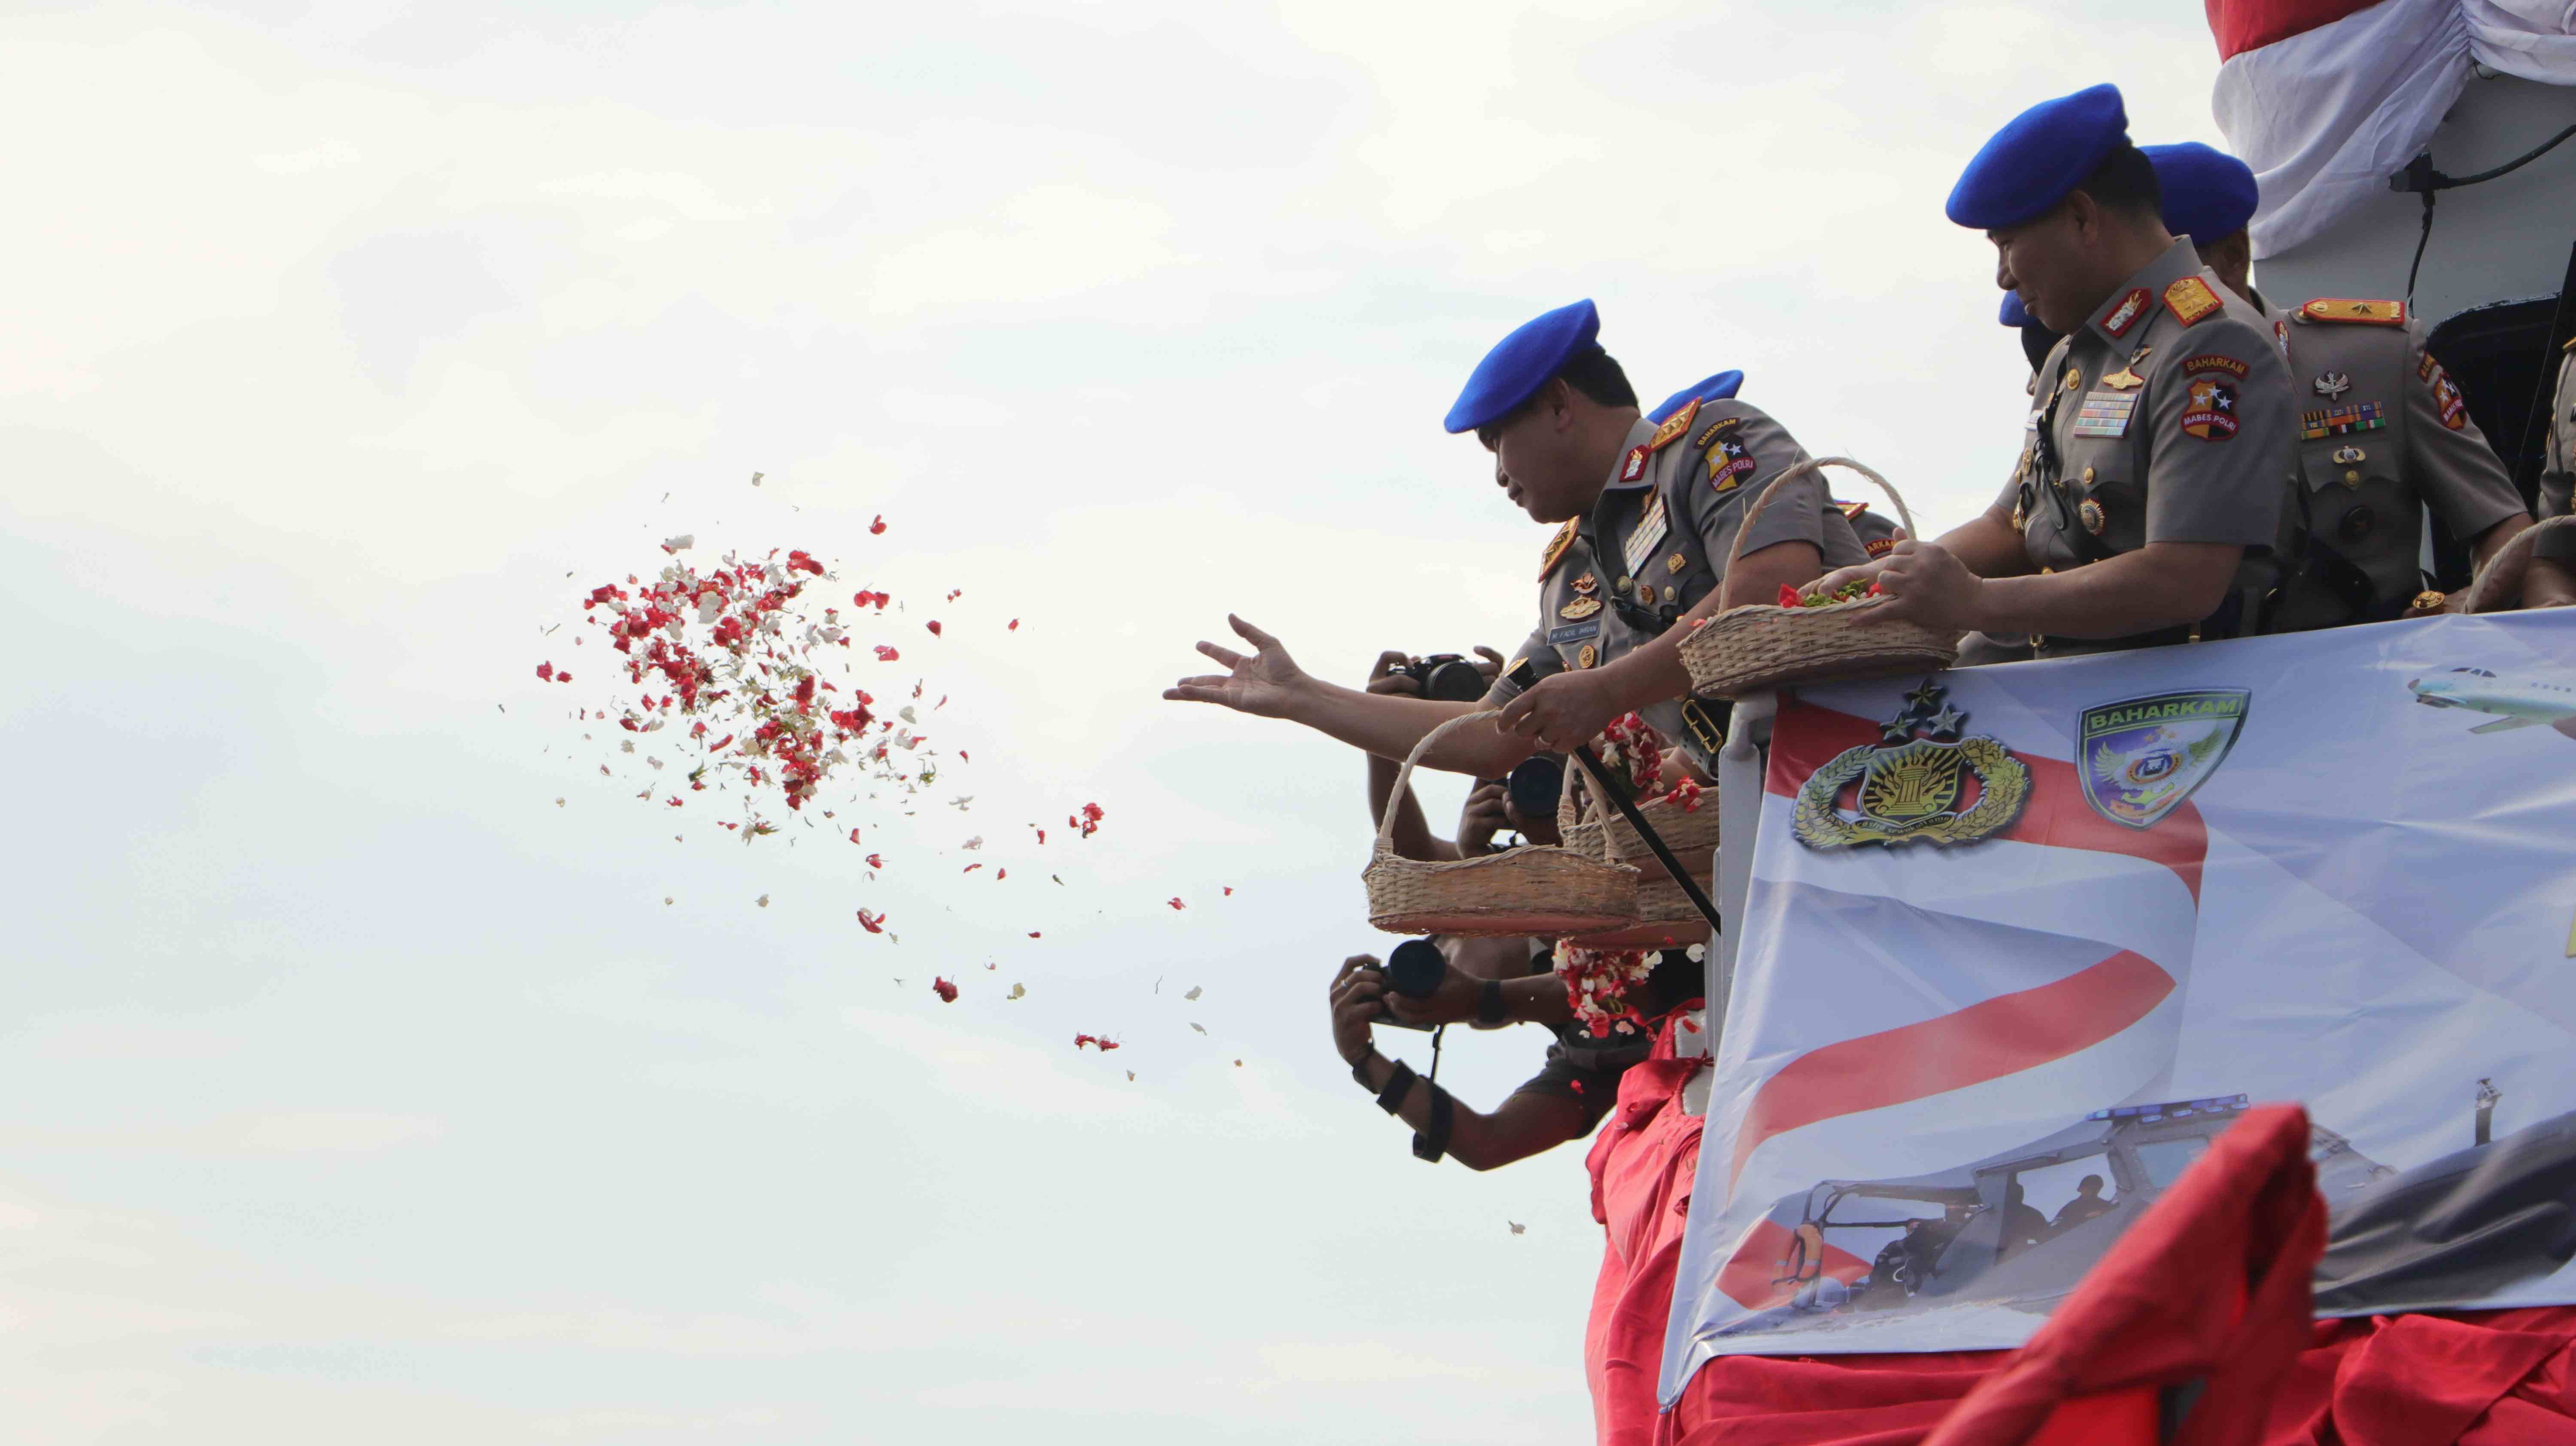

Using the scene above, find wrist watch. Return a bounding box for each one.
[1475,978,1510,1026]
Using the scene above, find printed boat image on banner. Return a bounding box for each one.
[2077,689,2250,829]
[1707,1085,2576,1340]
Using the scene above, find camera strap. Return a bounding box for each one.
[1572,745,1724,936]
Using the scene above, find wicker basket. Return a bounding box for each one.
[1558,779,1719,884]
[2460,514,2576,614]
[1562,875,1713,950]
[1364,711,1641,938]
[1680,457,1962,699]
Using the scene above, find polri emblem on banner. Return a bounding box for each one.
[1792,679,2031,850]
[2077,689,2251,830]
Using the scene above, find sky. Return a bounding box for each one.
[0,3,2231,1441]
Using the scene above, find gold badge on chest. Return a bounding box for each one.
[1558,595,1602,620]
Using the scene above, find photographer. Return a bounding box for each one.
[1361,647,1563,862]
[1327,945,1702,1170]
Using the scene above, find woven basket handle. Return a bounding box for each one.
[1723,455,1919,580]
[1378,710,1501,858]
[2462,514,2576,614]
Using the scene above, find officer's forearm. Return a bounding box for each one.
[1285,683,1528,776]
[1505,972,1572,1027]
[1940,512,2035,579]
[1968,543,2242,639]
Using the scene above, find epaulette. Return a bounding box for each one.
[2300,298,2406,327]
[1834,500,1869,520]
[2163,276,2223,328]
[1645,396,1701,453]
[2561,334,2575,354]
[1538,518,1579,581]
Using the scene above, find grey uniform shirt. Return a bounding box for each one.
[2539,345,2576,562]
[1492,400,1868,768]
[1966,238,2296,663]
[2265,296,2527,630]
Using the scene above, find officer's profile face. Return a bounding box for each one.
[1987,207,2088,334]
[1477,388,1589,523]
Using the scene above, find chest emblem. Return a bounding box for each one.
[1571,570,1599,597]
[1558,595,1603,620]
[2314,371,2352,399]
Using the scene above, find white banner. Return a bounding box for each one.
[1662,611,2576,1404]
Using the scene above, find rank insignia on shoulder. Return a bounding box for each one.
[2163,276,2223,328]
[2182,354,2249,378]
[1647,397,1700,452]
[2102,287,2152,338]
[1537,519,1578,580]
[1619,445,1649,483]
[1835,500,1869,520]
[2303,298,2405,326]
[1571,570,1599,596]
[1558,596,1603,620]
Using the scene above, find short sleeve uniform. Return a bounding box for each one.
[2540,345,2576,562]
[1968,238,2296,663]
[1492,401,1867,769]
[2266,297,2527,630]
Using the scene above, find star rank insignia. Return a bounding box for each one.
[2302,298,2406,327]
[1646,397,1701,453]
[2163,276,2223,328]
[1537,518,1579,581]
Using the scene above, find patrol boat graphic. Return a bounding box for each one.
[2407,666,2576,737]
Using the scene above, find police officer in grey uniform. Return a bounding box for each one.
[1163,301,1864,783]
[2530,344,2576,607]
[1653,371,1905,562]
[1814,85,2296,662]
[2145,143,2537,624]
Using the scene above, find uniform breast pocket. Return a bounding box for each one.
[2296,438,2399,553]
[2062,443,2142,549]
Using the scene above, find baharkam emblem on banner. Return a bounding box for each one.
[2078,689,2251,829]
[1793,679,2031,850]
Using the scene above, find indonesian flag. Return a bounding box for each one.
[2208,0,2576,258]
[1700,697,2208,1314]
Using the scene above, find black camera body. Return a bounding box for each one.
[1397,653,1489,703]
[1370,937,1448,1031]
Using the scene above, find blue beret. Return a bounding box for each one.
[1444,299,1600,434]
[1999,292,2032,328]
[2142,142,2258,246]
[1946,83,2129,230]
[1647,369,1744,423]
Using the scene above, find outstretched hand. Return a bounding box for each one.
[1163,614,1315,719]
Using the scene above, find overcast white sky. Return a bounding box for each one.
[1,3,2230,1441]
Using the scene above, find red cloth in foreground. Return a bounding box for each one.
[2202,0,2379,61]
[1585,1009,1709,1446]
[1646,1103,2576,1445]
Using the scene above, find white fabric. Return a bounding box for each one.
[1661,610,2576,1400]
[2213,0,2576,258]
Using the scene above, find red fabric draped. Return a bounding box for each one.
[2205,0,2381,61]
[1585,1008,1710,1446]
[1643,1103,2576,1445]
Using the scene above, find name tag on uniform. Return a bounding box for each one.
[2071,391,2138,439]
[1622,493,1669,578]
[1547,620,1600,646]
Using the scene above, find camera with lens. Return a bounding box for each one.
[1368,937,1449,1031]
[1504,753,1566,822]
[1396,653,1490,703]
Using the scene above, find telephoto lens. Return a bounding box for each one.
[1409,654,1490,703]
[1371,937,1449,1031]
[1506,753,1567,821]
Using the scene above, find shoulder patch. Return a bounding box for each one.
[2301,298,2406,327]
[1647,396,1700,453]
[1865,536,1896,558]
[2163,276,2223,328]
[1537,519,1578,582]
[2181,354,2249,378]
